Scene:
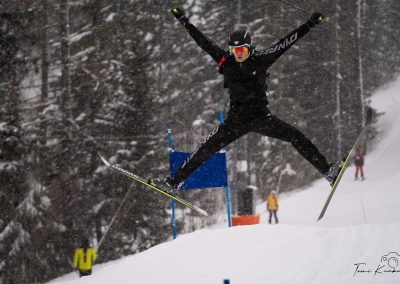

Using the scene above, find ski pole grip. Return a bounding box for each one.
[307,12,324,28]
[312,12,324,24]
[171,7,188,25]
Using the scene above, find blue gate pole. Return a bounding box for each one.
[219,111,232,227]
[167,125,177,239]
[171,199,176,239]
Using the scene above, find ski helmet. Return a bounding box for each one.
[228,29,252,46]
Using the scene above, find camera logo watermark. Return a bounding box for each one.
[354,252,400,277]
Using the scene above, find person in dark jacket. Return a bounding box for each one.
[151,7,342,193]
[354,149,365,180]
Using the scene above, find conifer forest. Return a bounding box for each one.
[0,0,399,283]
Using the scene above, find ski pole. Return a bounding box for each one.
[276,0,312,15]
[96,187,132,252]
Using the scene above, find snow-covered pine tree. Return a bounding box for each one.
[0,7,35,283]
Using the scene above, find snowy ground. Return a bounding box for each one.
[48,77,400,284]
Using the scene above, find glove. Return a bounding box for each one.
[171,8,189,26]
[307,12,324,28]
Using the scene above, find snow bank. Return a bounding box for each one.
[49,224,400,284]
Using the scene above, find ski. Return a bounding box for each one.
[317,107,373,221]
[98,154,208,216]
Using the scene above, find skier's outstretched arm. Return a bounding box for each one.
[259,12,324,67]
[171,8,225,63]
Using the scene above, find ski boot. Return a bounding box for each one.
[148,177,179,195]
[324,160,344,186]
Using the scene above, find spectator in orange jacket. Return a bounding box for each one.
[267,190,279,224]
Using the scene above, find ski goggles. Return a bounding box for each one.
[229,44,251,55]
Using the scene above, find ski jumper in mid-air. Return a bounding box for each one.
[151,8,342,194]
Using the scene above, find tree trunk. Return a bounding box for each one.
[39,0,49,154]
[334,0,343,159]
[357,0,365,123]
[60,0,71,121]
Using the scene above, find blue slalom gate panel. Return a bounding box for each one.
[169,151,228,190]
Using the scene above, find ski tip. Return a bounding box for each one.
[189,203,208,216]
[200,209,208,216]
[181,200,208,216]
[98,153,111,167]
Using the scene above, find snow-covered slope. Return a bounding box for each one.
[257,78,400,228]
[48,77,400,284]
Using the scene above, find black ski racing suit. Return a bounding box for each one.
[170,20,330,188]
